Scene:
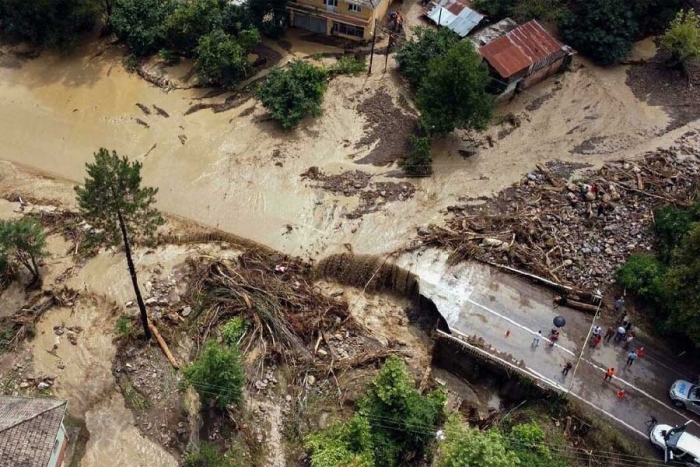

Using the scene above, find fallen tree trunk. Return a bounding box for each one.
[148,320,180,369]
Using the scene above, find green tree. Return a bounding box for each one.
[508,421,568,467]
[471,0,514,20]
[653,203,699,263]
[305,415,376,467]
[256,60,328,129]
[615,254,668,302]
[182,340,245,409]
[631,0,683,36]
[248,0,287,38]
[416,41,493,135]
[75,148,164,339]
[359,356,446,466]
[0,218,46,285]
[0,0,99,49]
[661,9,700,67]
[395,27,460,88]
[165,0,223,56]
[400,135,432,176]
[184,442,237,467]
[666,223,700,345]
[437,416,519,467]
[560,0,639,65]
[111,0,174,56]
[195,29,258,88]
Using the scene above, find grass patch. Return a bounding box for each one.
[119,379,151,410]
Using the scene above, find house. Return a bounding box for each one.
[0,397,69,467]
[288,0,391,41]
[469,17,518,47]
[478,20,574,99]
[424,0,483,38]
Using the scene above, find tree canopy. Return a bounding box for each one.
[416,41,493,135]
[661,9,700,67]
[560,0,639,65]
[0,217,46,285]
[111,0,174,56]
[0,0,99,48]
[437,416,519,467]
[165,0,223,56]
[256,60,328,129]
[195,28,258,87]
[395,27,460,89]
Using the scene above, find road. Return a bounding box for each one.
[396,249,700,440]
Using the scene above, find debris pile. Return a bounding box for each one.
[419,135,700,293]
[301,167,415,219]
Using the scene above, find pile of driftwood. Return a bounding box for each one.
[184,251,367,374]
[420,136,700,296]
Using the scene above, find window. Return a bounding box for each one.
[324,0,338,6]
[348,3,361,12]
[332,22,364,38]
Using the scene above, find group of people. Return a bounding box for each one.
[531,328,559,348]
[387,11,404,32]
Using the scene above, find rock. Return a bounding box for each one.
[285,395,292,402]
[181,306,192,317]
[333,333,344,341]
[317,348,328,357]
[592,247,601,254]
[145,297,157,305]
[254,380,268,390]
[581,247,591,254]
[527,173,537,181]
[19,382,29,389]
[37,382,50,391]
[125,301,135,308]
[417,227,430,236]
[168,291,180,303]
[307,375,316,386]
[330,290,344,298]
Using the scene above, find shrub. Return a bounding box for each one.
[653,203,699,263]
[395,27,460,88]
[165,0,223,56]
[615,254,668,303]
[507,421,569,466]
[0,217,47,285]
[158,49,180,65]
[512,0,566,22]
[305,415,375,467]
[182,340,245,409]
[359,356,446,466]
[111,0,174,56]
[0,0,99,49]
[330,55,367,76]
[417,41,493,135]
[666,223,700,345]
[115,316,132,338]
[400,136,432,176]
[661,9,700,67]
[195,29,258,88]
[184,443,237,467]
[560,0,639,65]
[221,317,248,346]
[256,60,328,129]
[437,416,519,467]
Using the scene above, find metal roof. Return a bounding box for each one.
[478,20,569,78]
[425,0,483,37]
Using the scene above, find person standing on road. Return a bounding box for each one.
[636,347,645,358]
[604,326,615,343]
[592,325,602,337]
[562,362,573,376]
[624,331,635,349]
[604,367,615,381]
[590,334,602,348]
[626,350,638,367]
[615,296,625,313]
[615,326,626,342]
[532,330,542,347]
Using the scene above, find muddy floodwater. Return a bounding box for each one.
[0,37,683,261]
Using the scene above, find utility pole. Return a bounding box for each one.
[384,33,394,72]
[565,298,602,396]
[368,18,378,75]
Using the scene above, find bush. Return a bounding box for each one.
[359,356,446,466]
[256,60,328,129]
[666,223,700,345]
[0,217,47,284]
[305,415,375,467]
[512,0,566,22]
[330,55,366,76]
[395,27,460,88]
[560,0,639,65]
[615,254,668,303]
[195,29,258,88]
[182,340,245,409]
[221,316,248,346]
[0,0,99,49]
[115,315,132,338]
[184,443,237,467]
[165,0,223,56]
[158,49,180,65]
[507,421,568,466]
[437,416,518,467]
[400,136,432,176]
[661,9,700,67]
[417,41,493,135]
[111,0,174,56]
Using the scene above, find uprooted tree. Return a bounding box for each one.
[0,217,47,286]
[75,148,164,339]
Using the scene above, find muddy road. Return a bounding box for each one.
[1,36,692,262]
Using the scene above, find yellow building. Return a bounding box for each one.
[288,0,392,41]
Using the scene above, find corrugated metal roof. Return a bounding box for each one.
[425,0,483,38]
[478,20,569,78]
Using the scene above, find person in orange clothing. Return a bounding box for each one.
[617,389,626,399]
[604,367,615,382]
[636,347,645,358]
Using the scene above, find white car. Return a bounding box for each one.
[650,422,700,465]
[671,380,700,415]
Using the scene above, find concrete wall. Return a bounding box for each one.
[47,422,68,467]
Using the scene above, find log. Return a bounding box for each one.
[148,320,180,369]
[555,296,598,313]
